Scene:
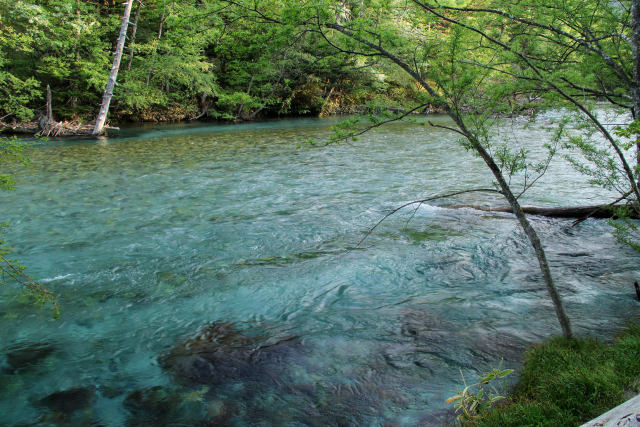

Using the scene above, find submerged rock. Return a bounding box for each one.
[206,399,227,418]
[99,383,127,399]
[162,322,303,386]
[123,385,209,426]
[206,398,241,423]
[161,322,419,424]
[382,310,468,372]
[124,386,181,420]
[469,329,530,365]
[38,386,95,414]
[5,343,55,372]
[417,407,457,426]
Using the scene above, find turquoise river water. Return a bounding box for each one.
[0,115,638,426]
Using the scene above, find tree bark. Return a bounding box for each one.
[157,7,165,39]
[37,84,57,135]
[93,0,134,135]
[46,84,54,125]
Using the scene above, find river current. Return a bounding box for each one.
[0,115,638,425]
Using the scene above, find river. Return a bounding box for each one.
[0,115,638,425]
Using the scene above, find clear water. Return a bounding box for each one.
[0,116,638,426]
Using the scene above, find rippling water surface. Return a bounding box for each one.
[0,116,638,425]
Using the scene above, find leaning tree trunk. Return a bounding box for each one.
[430,119,575,338]
[93,0,134,135]
[481,156,573,338]
[326,22,573,338]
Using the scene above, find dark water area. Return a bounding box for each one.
[0,115,638,425]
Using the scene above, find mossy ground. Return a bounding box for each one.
[471,323,640,427]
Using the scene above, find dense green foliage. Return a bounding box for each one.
[0,0,421,124]
[472,323,640,426]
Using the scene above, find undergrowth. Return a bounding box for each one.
[470,322,640,427]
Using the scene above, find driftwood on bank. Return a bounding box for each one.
[0,120,119,138]
[450,204,639,219]
[39,120,119,137]
[1,83,118,138]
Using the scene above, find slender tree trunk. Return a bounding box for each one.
[632,0,640,188]
[126,0,141,71]
[93,0,134,135]
[46,84,54,125]
[327,23,573,338]
[39,84,56,134]
[456,125,573,339]
[443,117,573,338]
[158,8,165,39]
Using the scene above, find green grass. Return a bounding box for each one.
[471,323,640,427]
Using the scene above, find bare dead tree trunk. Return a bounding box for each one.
[319,86,335,117]
[46,84,54,125]
[93,0,134,135]
[38,84,56,135]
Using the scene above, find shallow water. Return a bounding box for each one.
[0,115,638,425]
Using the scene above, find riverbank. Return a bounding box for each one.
[1,101,532,138]
[470,322,640,426]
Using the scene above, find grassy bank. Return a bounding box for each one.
[469,323,640,426]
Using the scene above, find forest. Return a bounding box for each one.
[0,0,426,127]
[1,0,640,425]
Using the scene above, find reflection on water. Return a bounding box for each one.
[0,116,638,425]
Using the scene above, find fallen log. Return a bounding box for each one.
[449,204,639,219]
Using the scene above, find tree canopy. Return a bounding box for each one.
[0,0,423,124]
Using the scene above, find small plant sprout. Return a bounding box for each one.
[445,364,513,422]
